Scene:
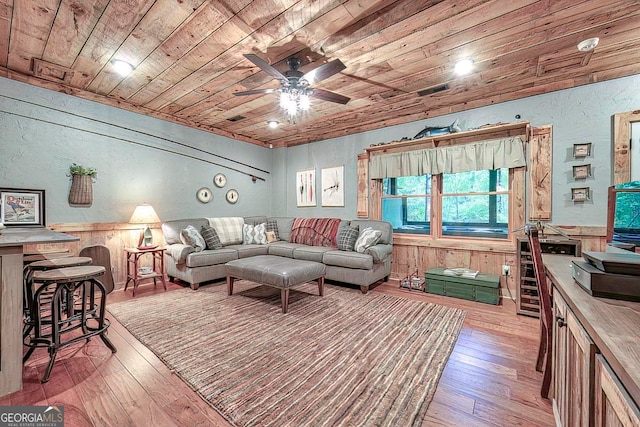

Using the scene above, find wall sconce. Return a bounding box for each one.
[129,203,161,248]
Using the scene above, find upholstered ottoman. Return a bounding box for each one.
[225,255,325,313]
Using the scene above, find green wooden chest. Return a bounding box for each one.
[425,268,501,305]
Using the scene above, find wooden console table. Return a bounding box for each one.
[124,247,167,296]
[0,227,78,397]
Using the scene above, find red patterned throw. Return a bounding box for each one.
[290,217,341,247]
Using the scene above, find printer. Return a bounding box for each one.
[572,249,640,301]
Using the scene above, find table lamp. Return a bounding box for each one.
[129,204,161,249]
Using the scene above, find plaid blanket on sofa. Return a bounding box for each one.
[289,218,341,247]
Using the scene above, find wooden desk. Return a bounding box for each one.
[544,254,640,422]
[124,247,167,296]
[0,227,79,396]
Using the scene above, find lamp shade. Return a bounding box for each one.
[129,204,161,224]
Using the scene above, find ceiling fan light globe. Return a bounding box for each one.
[286,101,298,116]
[280,92,291,109]
[299,94,311,111]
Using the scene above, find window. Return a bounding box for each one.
[441,169,509,238]
[382,168,510,239]
[382,175,431,234]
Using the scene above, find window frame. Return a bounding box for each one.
[383,168,512,239]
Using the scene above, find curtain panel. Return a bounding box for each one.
[369,136,526,179]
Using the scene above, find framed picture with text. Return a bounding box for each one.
[572,164,591,179]
[571,187,590,202]
[0,188,46,227]
[573,143,592,158]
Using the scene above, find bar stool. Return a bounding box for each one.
[23,265,117,383]
[23,257,93,338]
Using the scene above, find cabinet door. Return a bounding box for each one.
[566,304,596,427]
[553,290,569,424]
[553,290,597,427]
[594,354,640,427]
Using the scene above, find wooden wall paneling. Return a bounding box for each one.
[357,153,369,218]
[613,110,640,185]
[510,166,526,245]
[369,179,382,220]
[529,126,552,221]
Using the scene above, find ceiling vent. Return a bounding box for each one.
[227,115,246,122]
[32,58,75,83]
[417,84,449,97]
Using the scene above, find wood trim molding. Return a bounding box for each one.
[529,125,552,220]
[613,110,640,185]
[365,122,530,155]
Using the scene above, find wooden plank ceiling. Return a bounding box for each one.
[1,0,639,148]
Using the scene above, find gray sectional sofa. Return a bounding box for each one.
[161,216,393,293]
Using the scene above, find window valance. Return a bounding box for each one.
[369,136,526,179]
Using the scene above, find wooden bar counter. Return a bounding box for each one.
[544,254,640,424]
[0,227,78,396]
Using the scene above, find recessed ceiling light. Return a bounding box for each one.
[111,60,134,76]
[267,120,279,129]
[577,37,599,52]
[454,59,474,76]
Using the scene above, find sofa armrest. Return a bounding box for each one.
[366,243,393,263]
[166,243,195,264]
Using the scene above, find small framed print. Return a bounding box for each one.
[573,143,592,158]
[0,188,45,227]
[572,164,591,179]
[571,187,590,202]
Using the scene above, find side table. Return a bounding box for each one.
[124,247,167,296]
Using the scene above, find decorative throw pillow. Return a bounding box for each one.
[337,225,359,251]
[179,225,206,252]
[243,223,268,245]
[200,224,222,250]
[207,217,244,246]
[265,231,278,243]
[354,227,383,253]
[265,219,280,241]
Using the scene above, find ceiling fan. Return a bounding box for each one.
[233,54,350,115]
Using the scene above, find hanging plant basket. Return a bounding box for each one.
[68,163,96,207]
[69,174,93,206]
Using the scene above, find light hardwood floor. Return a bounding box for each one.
[1,280,555,426]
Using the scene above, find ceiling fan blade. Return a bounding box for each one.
[243,54,287,81]
[310,88,350,105]
[302,59,346,85]
[233,88,278,96]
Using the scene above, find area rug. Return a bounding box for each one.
[107,281,466,427]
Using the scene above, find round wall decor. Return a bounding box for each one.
[213,173,227,188]
[196,187,212,203]
[226,189,239,204]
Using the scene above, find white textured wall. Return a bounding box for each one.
[0,77,273,224]
[274,74,640,226]
[2,74,639,227]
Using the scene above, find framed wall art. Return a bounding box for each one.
[572,164,591,179]
[321,165,344,207]
[573,143,592,158]
[296,168,316,207]
[571,187,590,202]
[0,188,45,227]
